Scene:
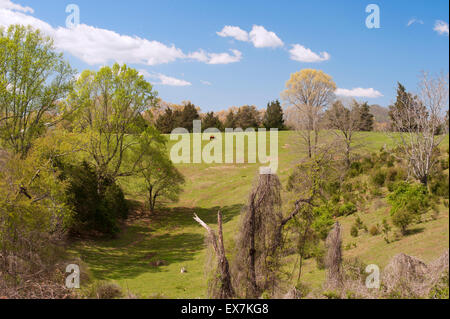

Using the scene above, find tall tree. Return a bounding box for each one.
[235,105,260,129]
[0,25,75,157]
[69,63,158,194]
[179,102,200,132]
[281,69,336,158]
[390,72,449,185]
[389,83,422,132]
[224,110,236,129]
[357,102,374,131]
[263,100,285,130]
[202,112,223,131]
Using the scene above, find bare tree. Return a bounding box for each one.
[390,72,449,185]
[282,69,336,158]
[194,211,234,299]
[326,99,361,168]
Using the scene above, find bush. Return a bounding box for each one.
[369,225,380,236]
[338,203,357,217]
[429,173,449,198]
[350,225,359,237]
[371,169,386,187]
[61,161,129,235]
[388,182,430,234]
[85,281,123,299]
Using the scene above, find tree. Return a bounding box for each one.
[69,63,158,194]
[224,110,236,129]
[0,25,75,157]
[179,102,200,132]
[263,100,285,130]
[282,69,336,158]
[389,83,422,132]
[326,100,361,167]
[390,72,449,185]
[202,112,223,131]
[137,131,185,214]
[357,102,374,131]
[235,105,260,129]
[155,107,182,134]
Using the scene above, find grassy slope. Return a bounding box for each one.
[68,131,449,298]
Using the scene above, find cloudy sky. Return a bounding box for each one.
[0,0,448,111]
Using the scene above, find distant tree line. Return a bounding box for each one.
[155,100,285,133]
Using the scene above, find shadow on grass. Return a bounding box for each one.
[405,227,425,236]
[73,204,243,281]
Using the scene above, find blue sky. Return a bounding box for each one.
[1,0,448,111]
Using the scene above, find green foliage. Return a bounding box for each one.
[371,169,386,186]
[350,225,359,237]
[388,182,430,234]
[61,161,128,235]
[429,271,449,299]
[428,173,449,198]
[357,102,374,131]
[0,25,75,156]
[202,112,223,131]
[263,100,285,130]
[312,206,335,240]
[337,202,357,217]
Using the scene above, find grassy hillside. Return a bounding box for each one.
[68,131,449,298]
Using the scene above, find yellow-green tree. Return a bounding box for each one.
[69,63,158,194]
[282,69,336,158]
[0,25,75,157]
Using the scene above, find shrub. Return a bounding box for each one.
[348,161,362,177]
[338,203,357,217]
[85,281,123,299]
[61,161,129,235]
[388,182,430,234]
[371,169,386,187]
[350,225,359,237]
[369,225,380,236]
[429,173,449,198]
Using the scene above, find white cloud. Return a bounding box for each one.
[335,88,383,98]
[289,44,330,63]
[217,25,248,42]
[188,49,242,64]
[407,18,423,27]
[0,0,33,13]
[249,25,284,48]
[434,20,449,36]
[139,70,191,87]
[201,80,212,86]
[0,2,242,66]
[216,25,284,48]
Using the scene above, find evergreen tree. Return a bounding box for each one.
[389,82,423,132]
[202,112,223,131]
[358,102,374,131]
[263,100,285,130]
[155,108,176,134]
[179,102,200,132]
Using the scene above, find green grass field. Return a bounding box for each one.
[68,131,449,298]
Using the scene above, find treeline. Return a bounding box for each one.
[154,100,286,133]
